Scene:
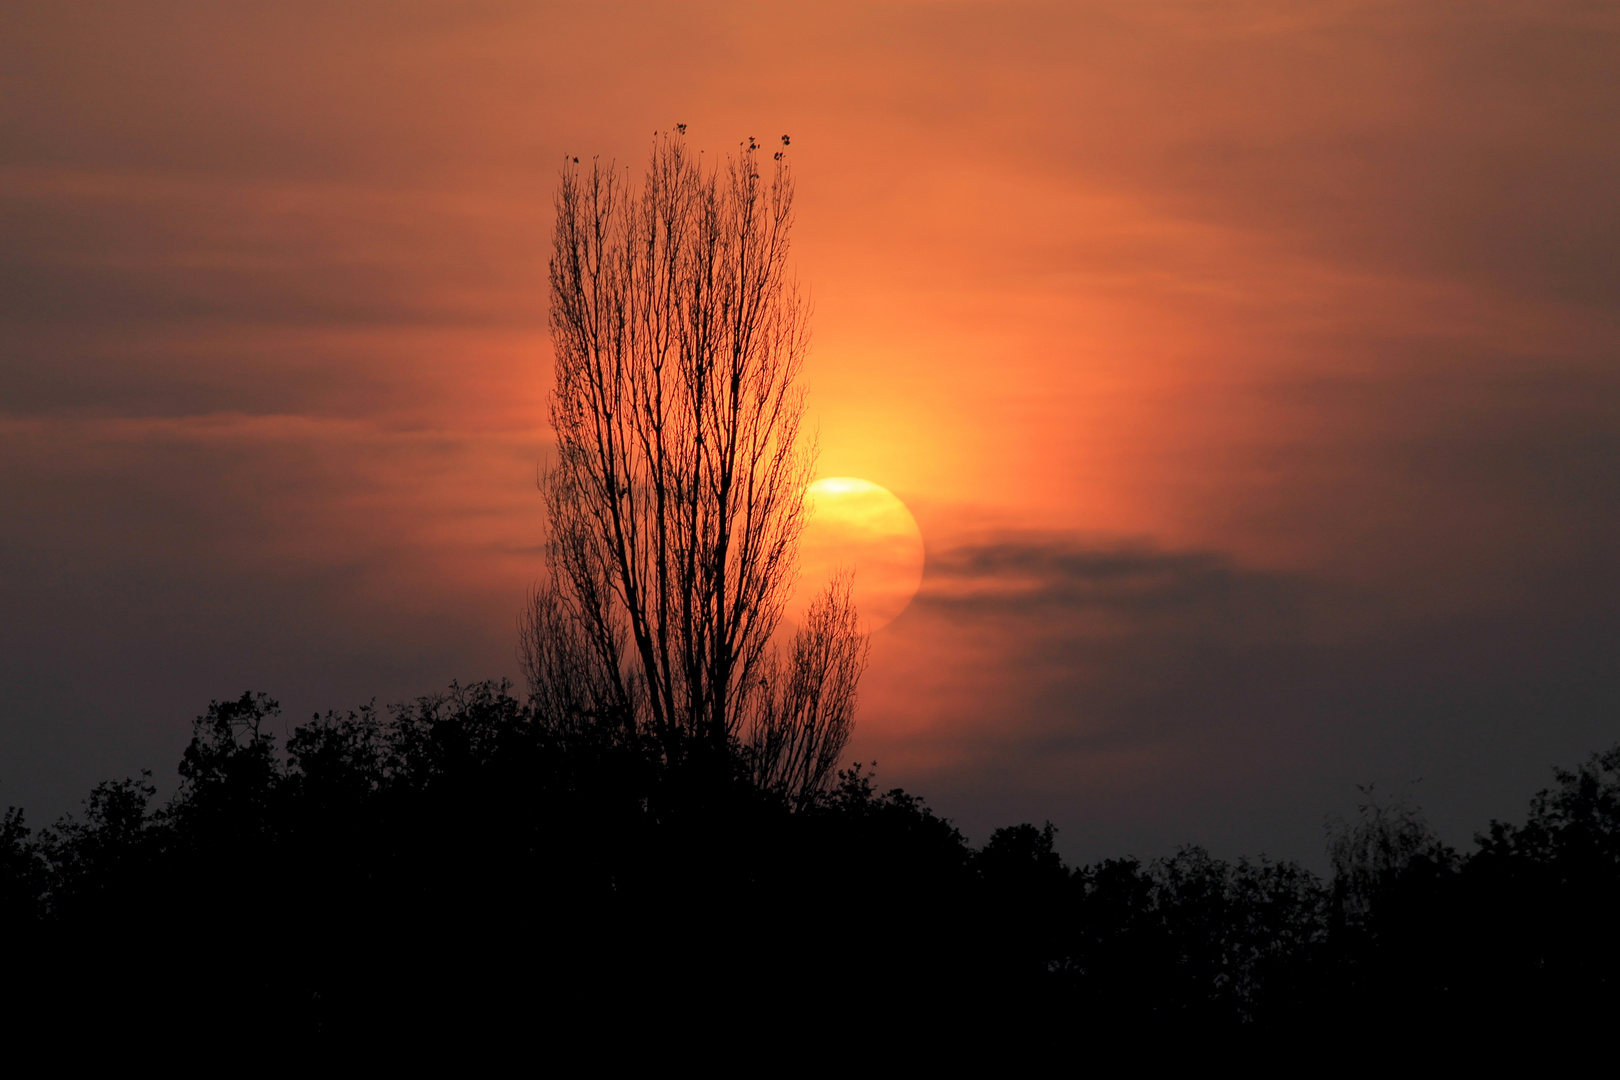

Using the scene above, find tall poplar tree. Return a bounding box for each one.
[522,130,867,806]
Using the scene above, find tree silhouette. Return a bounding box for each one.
[7,677,1620,1040]
[523,130,866,805]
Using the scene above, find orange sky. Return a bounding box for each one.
[4,2,1619,860]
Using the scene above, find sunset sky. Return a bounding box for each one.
[4,1,1618,864]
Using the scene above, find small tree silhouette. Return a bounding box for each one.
[523,130,866,805]
[1326,783,1453,922]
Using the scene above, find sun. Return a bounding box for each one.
[789,477,925,633]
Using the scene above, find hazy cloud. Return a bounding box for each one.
[855,529,1620,864]
[3,2,1617,866]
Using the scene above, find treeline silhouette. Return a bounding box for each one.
[4,681,1617,1042]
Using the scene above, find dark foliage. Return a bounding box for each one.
[3,683,1618,1045]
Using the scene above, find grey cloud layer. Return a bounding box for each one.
[858,531,1620,864]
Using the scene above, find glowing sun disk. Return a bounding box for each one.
[791,477,925,633]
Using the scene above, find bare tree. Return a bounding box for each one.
[521,130,867,805]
